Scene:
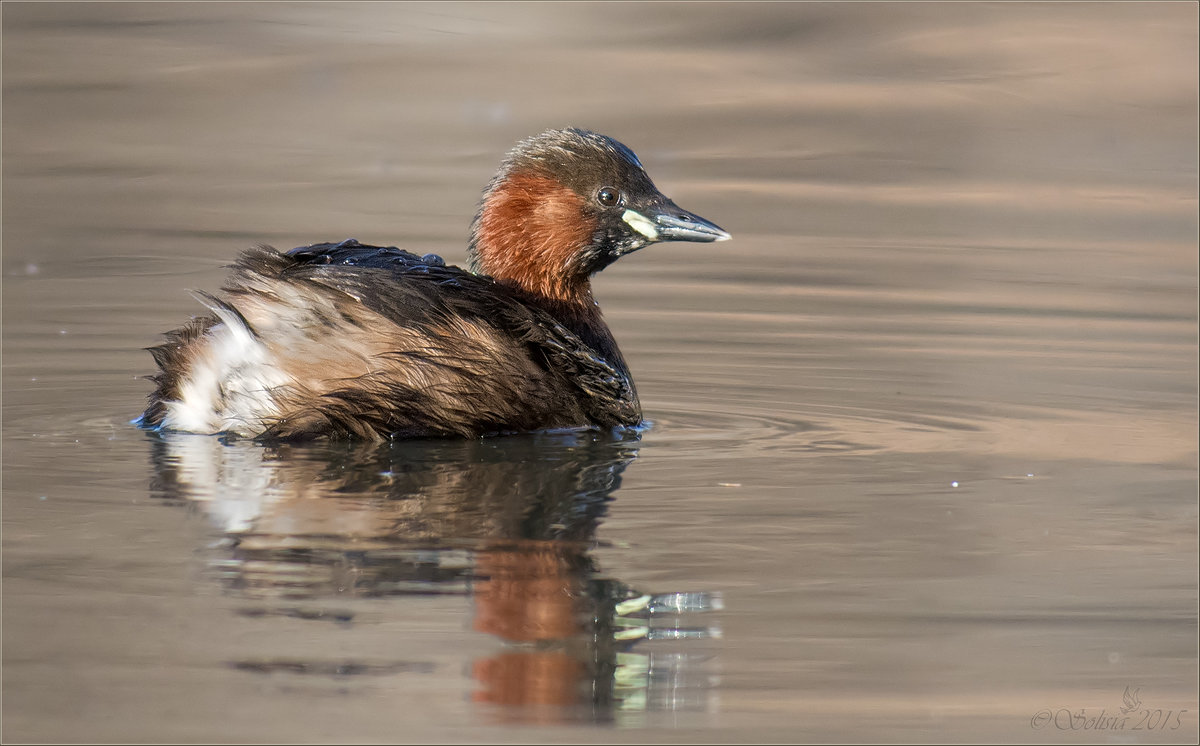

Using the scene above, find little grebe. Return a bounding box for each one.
[139,128,730,439]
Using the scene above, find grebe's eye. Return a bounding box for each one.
[596,187,620,207]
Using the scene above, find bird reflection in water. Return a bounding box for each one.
[146,430,721,724]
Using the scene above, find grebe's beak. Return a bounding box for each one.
[622,204,731,244]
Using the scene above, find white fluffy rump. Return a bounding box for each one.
[161,297,290,436]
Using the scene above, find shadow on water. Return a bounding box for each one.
[144,429,722,724]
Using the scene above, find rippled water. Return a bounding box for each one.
[3,3,1197,742]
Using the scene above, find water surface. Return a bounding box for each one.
[3,3,1197,742]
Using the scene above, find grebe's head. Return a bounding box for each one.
[468,128,730,302]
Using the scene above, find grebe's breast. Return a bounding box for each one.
[142,240,640,440]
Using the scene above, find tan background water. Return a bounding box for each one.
[3,2,1197,742]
